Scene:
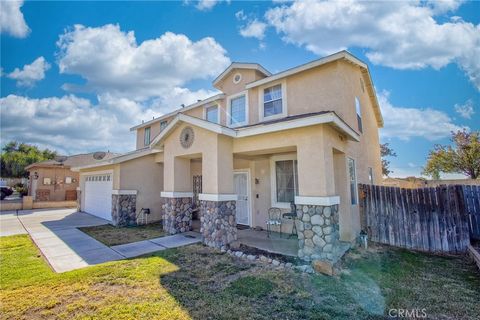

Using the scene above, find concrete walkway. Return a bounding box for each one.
[0,208,201,273]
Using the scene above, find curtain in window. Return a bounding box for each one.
[276,160,297,203]
[230,95,246,125]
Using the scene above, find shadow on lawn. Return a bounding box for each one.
[153,244,391,320]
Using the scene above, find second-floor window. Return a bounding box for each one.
[206,105,219,123]
[229,95,246,126]
[160,120,168,131]
[263,84,283,117]
[355,97,363,133]
[144,127,151,146]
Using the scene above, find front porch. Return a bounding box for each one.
[236,228,298,257]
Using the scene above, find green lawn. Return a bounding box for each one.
[79,222,166,246]
[1,235,479,319]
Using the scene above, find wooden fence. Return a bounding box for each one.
[359,184,479,253]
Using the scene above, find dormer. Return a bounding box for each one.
[213,62,271,96]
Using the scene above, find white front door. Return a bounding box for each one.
[234,172,250,226]
[84,174,113,221]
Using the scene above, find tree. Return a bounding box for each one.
[423,130,480,179]
[380,143,397,176]
[0,141,57,178]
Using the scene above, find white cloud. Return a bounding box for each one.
[7,56,51,87]
[239,19,267,40]
[0,0,30,38]
[378,91,467,141]
[56,24,231,101]
[265,0,480,90]
[190,0,229,11]
[454,99,475,119]
[235,10,246,21]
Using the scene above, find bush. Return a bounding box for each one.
[13,183,28,197]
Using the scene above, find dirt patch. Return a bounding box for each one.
[79,222,166,246]
[237,243,302,265]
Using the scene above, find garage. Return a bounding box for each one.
[84,173,113,221]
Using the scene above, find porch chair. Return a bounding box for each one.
[266,207,283,238]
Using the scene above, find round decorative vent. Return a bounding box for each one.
[180,126,195,149]
[233,73,242,84]
[93,151,107,160]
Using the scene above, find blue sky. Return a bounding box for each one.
[1,0,479,179]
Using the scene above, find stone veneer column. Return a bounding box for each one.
[161,196,193,234]
[296,201,340,262]
[111,190,137,227]
[199,195,237,249]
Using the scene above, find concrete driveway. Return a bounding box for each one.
[0,208,123,272]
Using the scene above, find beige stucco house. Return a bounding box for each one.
[73,51,383,262]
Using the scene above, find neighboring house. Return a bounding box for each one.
[26,152,117,202]
[73,51,383,262]
[383,177,480,189]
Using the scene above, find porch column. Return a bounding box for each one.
[199,135,237,249]
[160,155,193,234]
[295,137,341,264]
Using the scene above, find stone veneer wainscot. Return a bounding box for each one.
[296,204,340,261]
[112,194,137,226]
[200,200,237,249]
[161,197,193,234]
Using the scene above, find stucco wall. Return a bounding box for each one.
[28,167,79,201]
[119,154,164,222]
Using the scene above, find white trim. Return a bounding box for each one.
[129,93,226,131]
[213,62,271,86]
[232,72,242,84]
[204,103,220,124]
[258,79,288,122]
[237,112,360,142]
[112,189,137,195]
[246,51,367,89]
[270,154,298,209]
[79,169,113,176]
[234,169,253,227]
[160,191,193,198]
[294,196,340,206]
[198,193,238,201]
[227,90,249,128]
[72,149,161,171]
[76,187,81,191]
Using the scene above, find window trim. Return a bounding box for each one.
[347,157,358,205]
[160,120,168,131]
[65,176,73,184]
[43,177,51,185]
[270,153,298,209]
[227,90,249,128]
[204,104,220,124]
[144,126,151,146]
[259,79,287,122]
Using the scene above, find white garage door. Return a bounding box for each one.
[84,174,113,221]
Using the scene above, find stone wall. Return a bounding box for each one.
[76,190,81,211]
[200,200,236,249]
[112,194,137,226]
[161,197,193,234]
[296,204,340,261]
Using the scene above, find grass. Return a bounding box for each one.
[1,235,479,319]
[79,222,166,246]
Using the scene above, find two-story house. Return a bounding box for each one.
[73,50,383,262]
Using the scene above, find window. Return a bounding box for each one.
[263,84,283,117]
[144,127,151,146]
[355,97,362,133]
[368,167,374,184]
[229,95,246,126]
[160,121,168,131]
[43,178,51,185]
[206,105,219,123]
[65,177,72,184]
[348,158,358,205]
[275,159,299,203]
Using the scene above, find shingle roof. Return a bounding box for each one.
[26,152,119,170]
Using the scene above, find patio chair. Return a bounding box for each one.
[266,207,283,238]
